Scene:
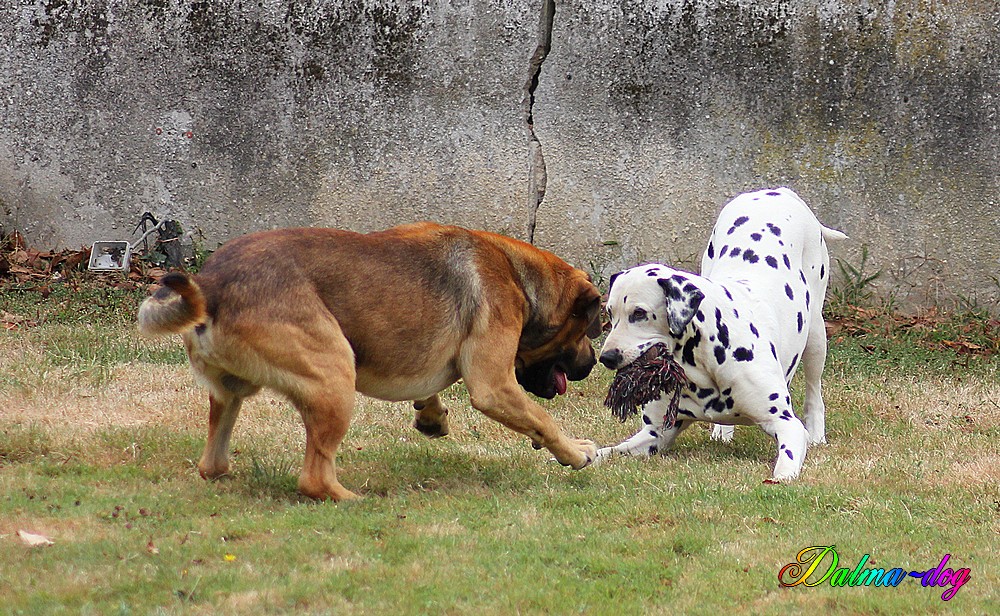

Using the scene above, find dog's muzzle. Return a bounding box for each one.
[517,351,596,399]
[599,348,624,370]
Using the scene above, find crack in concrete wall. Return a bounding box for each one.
[522,0,555,244]
[2,1,997,310]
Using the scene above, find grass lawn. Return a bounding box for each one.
[1,282,997,614]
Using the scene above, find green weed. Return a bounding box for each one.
[826,243,887,315]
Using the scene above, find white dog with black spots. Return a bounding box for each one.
[597,187,846,481]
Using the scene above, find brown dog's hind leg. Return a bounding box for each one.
[198,391,245,480]
[292,386,359,501]
[413,394,450,438]
[224,312,361,501]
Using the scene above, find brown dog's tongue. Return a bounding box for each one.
[554,369,568,395]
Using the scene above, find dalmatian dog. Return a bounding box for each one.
[597,187,846,480]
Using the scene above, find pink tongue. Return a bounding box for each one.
[554,369,568,396]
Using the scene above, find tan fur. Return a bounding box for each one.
[139,223,602,500]
[137,273,207,336]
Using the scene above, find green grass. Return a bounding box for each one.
[1,284,997,613]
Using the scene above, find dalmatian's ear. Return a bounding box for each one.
[607,271,622,295]
[657,277,705,336]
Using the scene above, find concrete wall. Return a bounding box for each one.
[2,1,998,311]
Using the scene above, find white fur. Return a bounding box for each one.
[597,187,846,481]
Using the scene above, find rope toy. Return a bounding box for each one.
[604,343,689,429]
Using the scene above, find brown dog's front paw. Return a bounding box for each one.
[413,398,450,438]
[413,412,450,438]
[197,460,230,481]
[553,439,597,470]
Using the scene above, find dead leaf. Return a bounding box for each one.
[2,311,36,331]
[17,530,54,547]
[942,340,983,353]
[3,231,26,251]
[824,320,844,338]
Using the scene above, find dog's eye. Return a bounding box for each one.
[630,308,647,323]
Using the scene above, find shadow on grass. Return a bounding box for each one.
[215,439,551,503]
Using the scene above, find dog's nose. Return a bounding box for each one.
[599,349,623,370]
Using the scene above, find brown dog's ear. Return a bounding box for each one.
[573,282,603,339]
[586,310,604,339]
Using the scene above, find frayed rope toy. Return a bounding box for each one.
[603,343,689,429]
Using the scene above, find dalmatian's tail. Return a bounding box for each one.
[821,225,848,242]
[137,272,208,337]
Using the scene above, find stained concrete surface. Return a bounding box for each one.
[1,1,997,310]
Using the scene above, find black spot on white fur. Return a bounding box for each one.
[715,309,730,347]
[727,216,750,235]
[786,354,799,377]
[681,330,701,366]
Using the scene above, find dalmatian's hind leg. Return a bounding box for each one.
[800,313,828,445]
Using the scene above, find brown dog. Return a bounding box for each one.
[138,222,602,500]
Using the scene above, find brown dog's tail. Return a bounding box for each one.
[137,272,208,336]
